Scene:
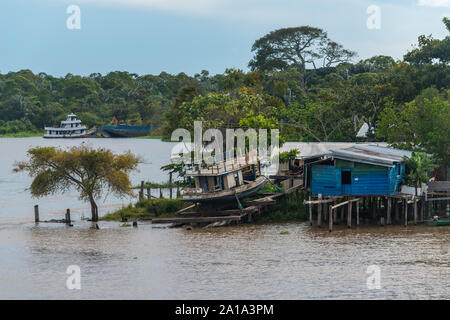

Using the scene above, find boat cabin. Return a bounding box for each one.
[44,113,87,138]
[181,151,266,202]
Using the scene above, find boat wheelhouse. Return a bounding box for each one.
[181,150,266,203]
[44,114,87,138]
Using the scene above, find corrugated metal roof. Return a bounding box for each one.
[330,144,412,166]
[279,142,388,159]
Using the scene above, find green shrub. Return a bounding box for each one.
[256,191,308,223]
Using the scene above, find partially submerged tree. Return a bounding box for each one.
[15,146,140,221]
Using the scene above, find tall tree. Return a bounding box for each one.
[377,88,450,166]
[249,26,355,87]
[404,17,450,66]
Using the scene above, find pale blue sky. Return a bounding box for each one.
[0,0,448,76]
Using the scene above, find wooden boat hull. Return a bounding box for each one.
[426,217,450,226]
[43,134,85,139]
[102,125,150,137]
[181,176,266,203]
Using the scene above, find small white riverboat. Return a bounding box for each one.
[44,114,87,138]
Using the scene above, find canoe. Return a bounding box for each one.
[426,217,450,226]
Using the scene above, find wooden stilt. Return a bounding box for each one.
[371,197,376,220]
[387,197,392,225]
[414,199,418,225]
[420,199,424,222]
[404,199,408,226]
[329,206,333,232]
[333,206,337,225]
[356,199,360,226]
[147,187,151,199]
[427,200,432,218]
[347,200,352,228]
[160,188,163,199]
[309,196,313,226]
[317,194,322,228]
[395,200,400,223]
[323,201,328,223]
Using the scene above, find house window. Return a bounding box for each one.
[341,171,352,185]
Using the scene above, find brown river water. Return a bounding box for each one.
[0,138,448,299]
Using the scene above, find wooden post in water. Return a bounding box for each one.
[387,197,392,225]
[420,199,424,222]
[340,204,344,223]
[159,188,163,199]
[395,200,400,223]
[65,209,71,224]
[371,197,376,220]
[427,200,432,218]
[169,173,173,199]
[34,205,39,223]
[317,194,322,228]
[414,199,418,225]
[404,199,408,226]
[356,199,360,226]
[140,181,144,201]
[147,187,151,199]
[333,202,338,225]
[329,206,333,232]
[347,200,352,228]
[323,200,328,223]
[309,196,313,226]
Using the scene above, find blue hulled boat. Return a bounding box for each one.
[102,125,150,137]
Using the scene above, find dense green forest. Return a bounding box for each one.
[0,19,448,164]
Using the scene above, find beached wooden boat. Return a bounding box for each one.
[181,151,266,204]
[102,117,150,137]
[426,217,450,226]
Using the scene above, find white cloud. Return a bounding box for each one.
[417,0,450,7]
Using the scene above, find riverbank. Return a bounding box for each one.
[101,198,187,221]
[101,188,309,224]
[0,132,164,139]
[0,131,42,137]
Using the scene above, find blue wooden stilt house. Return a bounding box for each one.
[304,145,412,196]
